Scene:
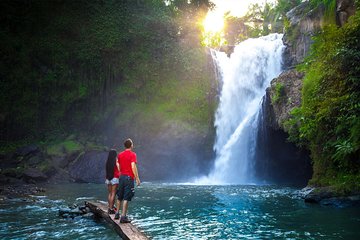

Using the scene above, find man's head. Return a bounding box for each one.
[124,138,133,149]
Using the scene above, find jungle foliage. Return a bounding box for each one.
[221,0,301,45]
[286,10,360,192]
[0,0,216,150]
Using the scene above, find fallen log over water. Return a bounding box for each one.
[85,201,148,240]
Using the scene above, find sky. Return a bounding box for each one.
[210,0,276,17]
[203,0,277,33]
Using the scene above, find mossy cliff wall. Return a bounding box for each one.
[265,0,359,195]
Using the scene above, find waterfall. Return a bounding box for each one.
[197,33,284,184]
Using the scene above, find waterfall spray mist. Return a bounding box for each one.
[197,33,284,185]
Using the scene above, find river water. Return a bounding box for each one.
[1,183,359,239]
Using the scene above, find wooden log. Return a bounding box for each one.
[85,201,149,240]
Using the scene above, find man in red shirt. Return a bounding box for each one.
[114,138,141,223]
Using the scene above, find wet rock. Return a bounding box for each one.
[59,204,92,219]
[302,187,360,207]
[59,208,78,218]
[15,144,40,157]
[0,183,46,199]
[0,175,23,185]
[70,208,83,215]
[83,212,94,218]
[69,150,107,183]
[304,188,334,203]
[79,205,91,214]
[22,168,48,183]
[48,168,72,184]
[33,187,46,194]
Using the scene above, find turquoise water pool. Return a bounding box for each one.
[1,183,359,239]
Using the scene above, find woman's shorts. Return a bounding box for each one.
[105,177,119,185]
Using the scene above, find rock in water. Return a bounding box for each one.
[59,203,92,218]
[302,187,360,207]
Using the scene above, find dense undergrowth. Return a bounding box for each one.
[285,9,360,193]
[0,0,216,152]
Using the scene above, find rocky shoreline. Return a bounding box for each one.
[0,181,46,201]
[2,143,360,208]
[294,187,360,208]
[0,141,109,186]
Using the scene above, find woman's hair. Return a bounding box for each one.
[105,149,117,180]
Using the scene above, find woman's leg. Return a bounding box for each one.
[110,184,118,209]
[107,184,112,209]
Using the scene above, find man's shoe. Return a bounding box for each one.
[108,208,116,214]
[120,216,131,223]
[114,212,120,220]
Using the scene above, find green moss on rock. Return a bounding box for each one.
[47,140,83,157]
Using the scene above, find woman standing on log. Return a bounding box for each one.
[105,149,120,214]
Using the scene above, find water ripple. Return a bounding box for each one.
[1,183,360,239]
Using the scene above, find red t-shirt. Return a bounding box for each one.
[113,161,120,178]
[117,149,137,179]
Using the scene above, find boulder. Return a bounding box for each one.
[27,155,44,165]
[303,187,360,207]
[58,204,92,218]
[22,168,48,183]
[15,144,40,157]
[48,168,72,184]
[52,155,71,169]
[304,187,334,203]
[69,150,107,183]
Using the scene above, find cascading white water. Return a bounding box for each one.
[197,33,284,184]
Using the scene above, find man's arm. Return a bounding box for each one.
[131,162,141,186]
[116,158,120,172]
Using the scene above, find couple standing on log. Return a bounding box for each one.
[105,138,141,223]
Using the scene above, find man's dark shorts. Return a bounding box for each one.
[117,175,135,201]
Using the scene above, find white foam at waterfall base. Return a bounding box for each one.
[196,33,284,185]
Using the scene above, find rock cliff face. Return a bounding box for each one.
[283,0,356,68]
[260,1,357,190]
[265,70,304,130]
[282,1,325,68]
[336,0,356,26]
[270,0,356,131]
